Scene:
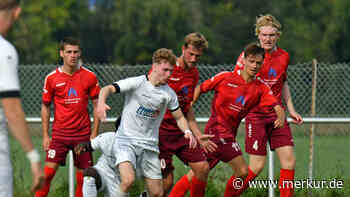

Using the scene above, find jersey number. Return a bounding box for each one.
[48,149,56,159]
[252,140,259,151]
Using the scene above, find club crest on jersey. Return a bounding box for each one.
[68,87,78,97]
[268,68,277,78]
[235,95,245,105]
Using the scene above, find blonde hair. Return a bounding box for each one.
[255,14,282,36]
[184,32,209,50]
[152,48,177,66]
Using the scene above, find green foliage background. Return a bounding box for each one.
[8,0,350,65]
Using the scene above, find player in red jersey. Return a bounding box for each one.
[159,33,216,197]
[233,14,303,197]
[174,43,286,197]
[35,37,101,197]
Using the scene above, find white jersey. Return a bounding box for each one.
[0,35,19,197]
[114,75,179,152]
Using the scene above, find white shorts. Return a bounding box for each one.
[114,140,162,180]
[93,156,121,197]
[0,114,13,197]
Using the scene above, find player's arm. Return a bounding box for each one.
[171,108,197,148]
[191,85,202,106]
[282,82,303,125]
[91,98,100,139]
[41,103,51,151]
[273,105,285,128]
[186,106,217,153]
[97,84,117,121]
[2,98,44,191]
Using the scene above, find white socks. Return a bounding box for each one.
[83,176,97,197]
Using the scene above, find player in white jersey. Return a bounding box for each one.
[97,48,197,197]
[0,0,44,196]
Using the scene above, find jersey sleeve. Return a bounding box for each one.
[258,82,279,108]
[88,73,100,100]
[167,88,180,112]
[200,71,230,93]
[113,76,144,93]
[42,74,54,105]
[0,43,20,98]
[233,51,245,72]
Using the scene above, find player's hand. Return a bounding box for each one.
[197,134,217,153]
[42,135,51,151]
[184,131,197,149]
[30,162,45,192]
[274,116,285,128]
[97,103,111,122]
[90,132,97,140]
[289,111,303,125]
[74,142,92,155]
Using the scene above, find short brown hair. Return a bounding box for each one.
[0,0,20,10]
[59,37,81,51]
[244,42,265,58]
[184,32,208,50]
[152,48,177,66]
[255,14,282,36]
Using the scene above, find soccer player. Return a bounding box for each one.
[35,37,101,197]
[176,43,286,197]
[0,0,44,195]
[161,33,216,197]
[97,48,197,197]
[233,14,303,197]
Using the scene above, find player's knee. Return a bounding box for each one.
[83,167,102,190]
[120,174,135,191]
[162,173,173,193]
[192,162,210,179]
[281,154,296,169]
[148,187,164,197]
[237,165,248,178]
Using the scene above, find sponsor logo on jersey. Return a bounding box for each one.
[268,67,277,78]
[235,95,245,105]
[181,86,189,95]
[68,87,78,97]
[136,105,160,119]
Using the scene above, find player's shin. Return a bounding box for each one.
[279,169,295,197]
[76,171,84,197]
[35,166,56,197]
[168,175,190,197]
[83,176,98,197]
[190,175,207,197]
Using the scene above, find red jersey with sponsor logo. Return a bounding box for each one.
[235,47,289,117]
[42,66,100,139]
[201,71,278,139]
[159,62,199,135]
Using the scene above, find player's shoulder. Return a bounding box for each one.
[276,47,290,58]
[212,71,232,80]
[44,68,59,81]
[81,66,98,78]
[255,76,271,88]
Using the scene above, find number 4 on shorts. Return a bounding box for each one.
[252,140,258,151]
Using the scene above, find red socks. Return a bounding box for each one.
[279,169,295,197]
[235,167,257,196]
[168,175,191,197]
[75,171,84,197]
[190,176,207,197]
[224,175,236,197]
[35,166,57,197]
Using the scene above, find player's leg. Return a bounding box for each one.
[144,178,163,197]
[82,167,102,197]
[140,149,164,197]
[118,161,135,194]
[270,120,295,197]
[35,138,68,197]
[224,155,248,197]
[74,138,94,197]
[158,133,177,195]
[187,160,210,196]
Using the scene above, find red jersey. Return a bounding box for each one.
[42,66,100,139]
[201,70,278,139]
[159,62,199,135]
[235,47,289,117]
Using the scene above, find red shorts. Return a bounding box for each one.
[45,136,93,169]
[159,131,207,177]
[205,136,242,169]
[245,116,294,155]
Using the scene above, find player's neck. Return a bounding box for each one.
[178,56,191,71]
[241,70,254,83]
[265,46,277,54]
[61,64,79,75]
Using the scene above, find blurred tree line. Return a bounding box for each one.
[8,0,350,65]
